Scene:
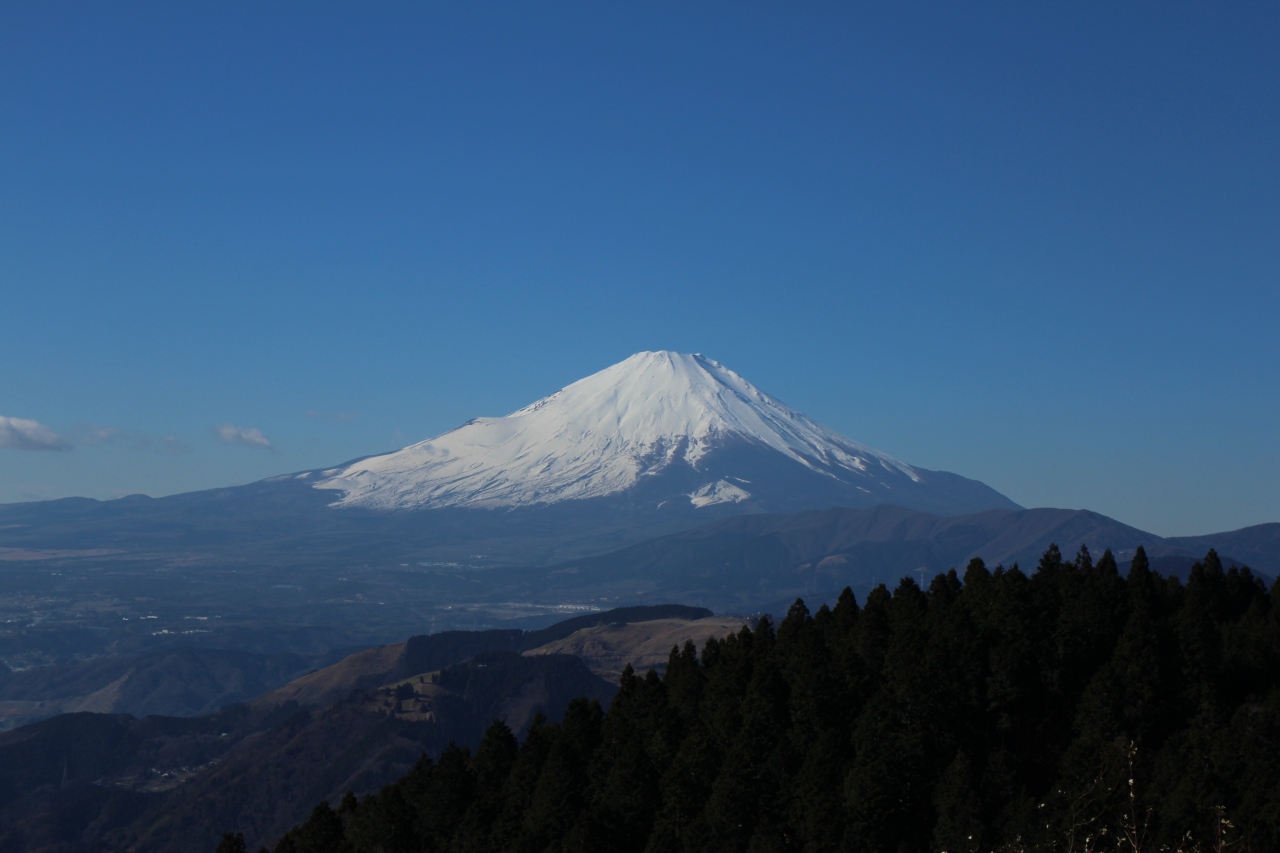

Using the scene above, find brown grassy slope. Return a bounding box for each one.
[252,642,409,709]
[523,617,745,682]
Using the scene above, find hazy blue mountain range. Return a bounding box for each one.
[483,504,1280,613]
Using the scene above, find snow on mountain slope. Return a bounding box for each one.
[313,351,935,511]
[688,480,753,508]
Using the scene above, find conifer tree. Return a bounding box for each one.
[452,720,518,853]
[573,667,667,852]
[519,698,602,851]
[932,750,984,853]
[490,714,555,852]
[215,833,247,853]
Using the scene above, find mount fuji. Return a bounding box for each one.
[0,351,1019,570]
[305,351,1018,517]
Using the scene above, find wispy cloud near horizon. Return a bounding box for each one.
[214,423,275,451]
[0,416,72,451]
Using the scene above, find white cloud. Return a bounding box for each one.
[214,423,274,450]
[0,416,72,451]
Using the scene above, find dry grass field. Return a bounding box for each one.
[524,616,746,682]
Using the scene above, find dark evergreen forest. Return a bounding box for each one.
[231,546,1280,853]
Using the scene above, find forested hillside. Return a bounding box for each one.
[261,546,1280,853]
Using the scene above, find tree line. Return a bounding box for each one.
[223,545,1280,852]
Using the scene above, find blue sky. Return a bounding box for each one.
[1,2,1277,536]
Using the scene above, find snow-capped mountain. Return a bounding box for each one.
[311,351,1018,517]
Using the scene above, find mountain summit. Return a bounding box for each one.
[312,351,1018,516]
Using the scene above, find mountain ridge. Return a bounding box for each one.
[492,504,1279,612]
